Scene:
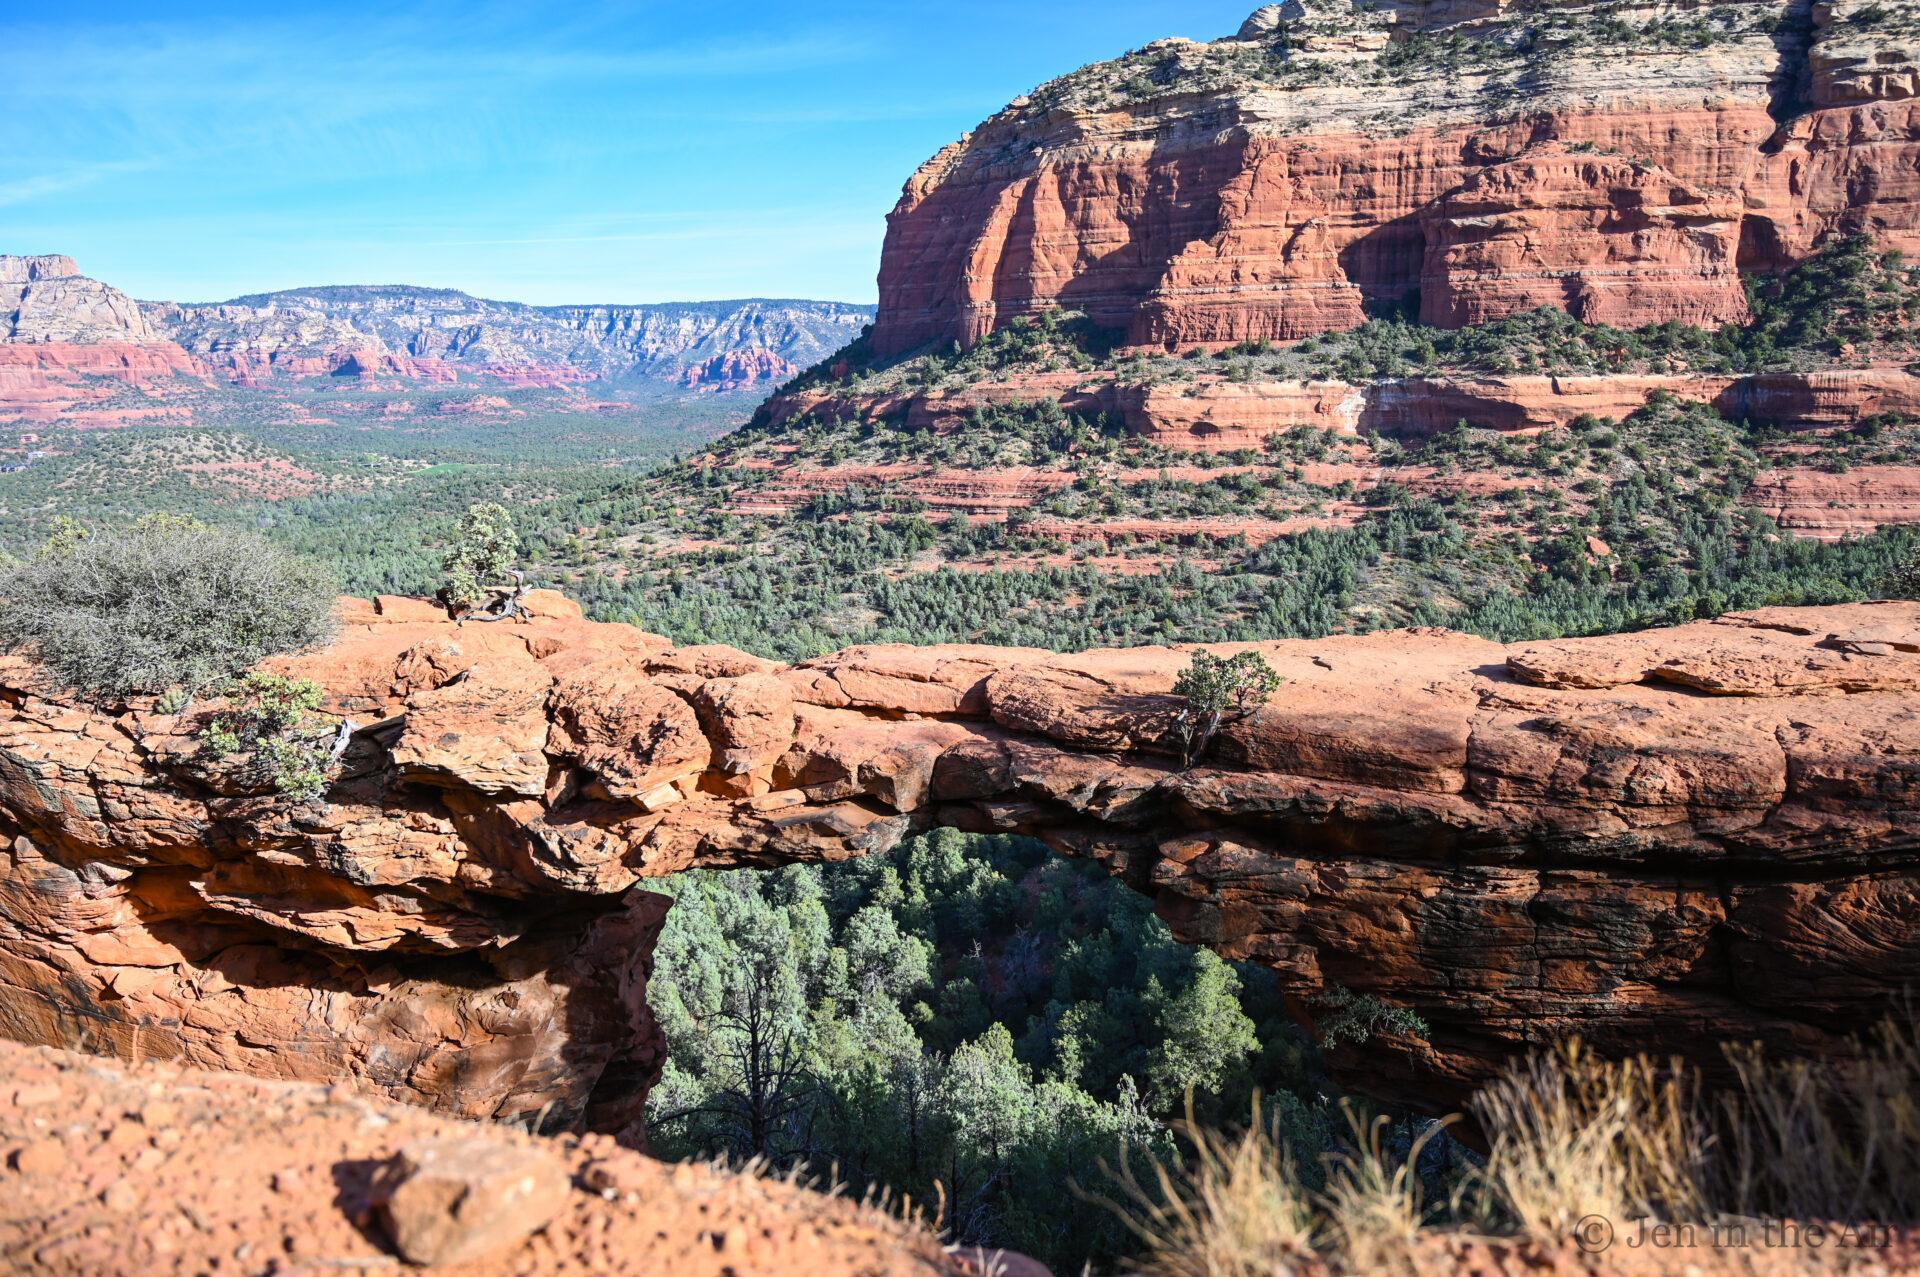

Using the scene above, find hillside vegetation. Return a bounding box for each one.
[12,244,1912,661]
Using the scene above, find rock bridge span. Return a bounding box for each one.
[2,591,1917,1140]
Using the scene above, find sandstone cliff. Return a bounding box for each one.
[3,595,1915,1130]
[869,0,1917,355]
[1,256,154,344]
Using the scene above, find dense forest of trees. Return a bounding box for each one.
[642,830,1405,1274]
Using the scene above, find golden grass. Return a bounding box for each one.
[1719,1015,1920,1223]
[1101,1097,1316,1277]
[1471,1040,1707,1233]
[1115,1016,1920,1276]
[1316,1107,1452,1275]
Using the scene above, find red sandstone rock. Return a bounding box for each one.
[1746,464,1920,539]
[761,365,1920,461]
[0,1039,970,1277]
[374,1137,571,1265]
[1420,150,1749,330]
[680,348,799,391]
[1122,379,1365,449]
[691,675,797,775]
[5,599,1920,1130]
[548,658,713,800]
[867,4,1920,359]
[0,342,209,425]
[789,644,1055,716]
[391,658,557,796]
[648,644,783,679]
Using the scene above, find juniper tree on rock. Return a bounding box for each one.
[1171,649,1284,767]
[438,502,526,620]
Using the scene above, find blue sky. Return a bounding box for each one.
[2,2,1257,306]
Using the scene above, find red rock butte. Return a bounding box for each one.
[2,591,1917,1136]
[868,1,1920,356]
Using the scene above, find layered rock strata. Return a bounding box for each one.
[767,366,1920,451]
[0,256,867,409]
[871,1,1920,356]
[3,594,1918,1124]
[143,290,870,393]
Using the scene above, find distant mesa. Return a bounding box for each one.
[0,254,81,284]
[139,287,868,398]
[0,252,874,424]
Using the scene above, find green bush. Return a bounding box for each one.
[201,672,336,801]
[0,515,337,702]
[1315,985,1432,1047]
[439,502,519,609]
[1172,649,1284,766]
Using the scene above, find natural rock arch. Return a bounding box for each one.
[2,591,1918,1142]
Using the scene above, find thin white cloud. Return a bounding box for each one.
[0,160,151,208]
[0,0,1226,299]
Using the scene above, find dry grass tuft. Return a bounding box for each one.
[1721,1014,1920,1223]
[1316,1106,1450,1275]
[1110,1016,1920,1275]
[1108,1097,1450,1276]
[1471,1040,1706,1236]
[1101,1096,1316,1277]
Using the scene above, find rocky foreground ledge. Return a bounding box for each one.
[0,1038,968,1277]
[2,593,1917,1130]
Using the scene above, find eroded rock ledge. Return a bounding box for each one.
[2,592,1917,1127]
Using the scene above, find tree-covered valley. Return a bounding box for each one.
[642,829,1386,1273]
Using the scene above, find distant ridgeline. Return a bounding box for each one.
[142,287,874,397]
[0,252,872,401]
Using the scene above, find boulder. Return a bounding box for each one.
[390,658,556,796]
[691,674,796,774]
[374,1138,571,1266]
[547,657,712,799]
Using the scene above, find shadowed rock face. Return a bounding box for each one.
[2,592,1918,1131]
